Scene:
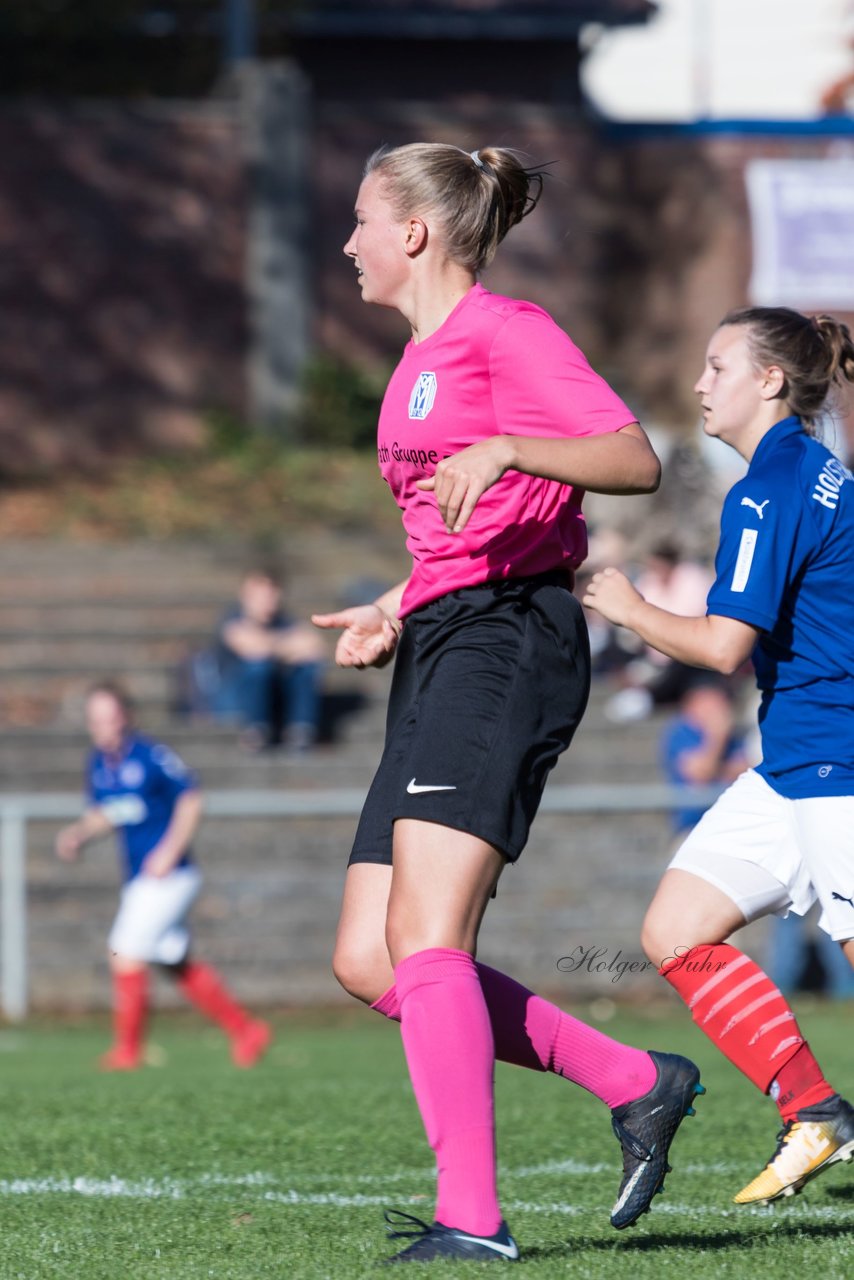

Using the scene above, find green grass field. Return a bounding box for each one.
[2,1004,853,1279]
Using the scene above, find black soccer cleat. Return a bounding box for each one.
[609,1049,705,1229]
[382,1210,519,1263]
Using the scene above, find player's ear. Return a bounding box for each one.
[404,216,428,257]
[759,364,786,400]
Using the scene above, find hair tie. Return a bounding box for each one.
[470,150,486,171]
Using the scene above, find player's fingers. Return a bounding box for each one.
[440,476,472,532]
[450,479,488,533]
[415,476,435,491]
[311,612,349,630]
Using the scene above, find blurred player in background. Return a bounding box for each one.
[313,142,702,1265]
[55,682,271,1071]
[586,306,854,1206]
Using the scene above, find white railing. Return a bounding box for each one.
[0,784,723,1022]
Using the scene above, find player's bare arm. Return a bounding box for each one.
[274,623,327,665]
[55,806,116,861]
[312,579,407,669]
[221,618,281,661]
[417,423,660,534]
[141,789,204,879]
[583,567,759,675]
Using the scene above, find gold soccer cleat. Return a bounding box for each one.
[734,1094,854,1205]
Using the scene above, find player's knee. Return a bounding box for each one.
[640,909,671,970]
[331,941,386,1005]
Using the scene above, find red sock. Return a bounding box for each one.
[395,948,500,1236]
[662,943,833,1120]
[113,969,148,1060]
[371,963,656,1109]
[770,1042,836,1121]
[177,962,251,1038]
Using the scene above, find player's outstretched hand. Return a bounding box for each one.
[582,567,644,629]
[311,605,400,669]
[416,436,514,533]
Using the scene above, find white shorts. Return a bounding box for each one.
[669,768,854,942]
[108,865,202,965]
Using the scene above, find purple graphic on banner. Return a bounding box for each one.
[747,159,854,308]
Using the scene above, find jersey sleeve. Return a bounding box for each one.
[488,311,636,440]
[706,483,810,630]
[147,742,199,800]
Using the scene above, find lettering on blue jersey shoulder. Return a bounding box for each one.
[408,372,437,420]
[731,528,758,593]
[812,457,852,511]
[151,744,189,779]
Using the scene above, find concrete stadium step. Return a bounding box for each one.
[0,718,666,794]
[0,638,205,668]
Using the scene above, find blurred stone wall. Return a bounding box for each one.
[3,84,853,475]
[0,101,248,477]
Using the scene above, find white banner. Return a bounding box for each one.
[746,158,854,309]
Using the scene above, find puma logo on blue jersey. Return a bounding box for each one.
[740,497,769,519]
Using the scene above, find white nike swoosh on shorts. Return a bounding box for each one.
[406,779,457,794]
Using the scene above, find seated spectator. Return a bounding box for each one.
[766,908,854,1001]
[604,540,714,723]
[660,673,750,839]
[195,568,326,751]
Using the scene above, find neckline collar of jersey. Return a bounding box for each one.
[750,414,804,464]
[405,283,485,354]
[98,732,137,767]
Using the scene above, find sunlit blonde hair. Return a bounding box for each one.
[364,142,545,274]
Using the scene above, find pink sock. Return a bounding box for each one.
[373,963,655,1110]
[394,948,501,1236]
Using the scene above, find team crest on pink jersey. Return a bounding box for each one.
[408,372,437,420]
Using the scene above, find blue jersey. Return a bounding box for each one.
[706,416,854,798]
[87,734,198,881]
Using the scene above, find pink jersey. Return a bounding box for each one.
[378,284,636,617]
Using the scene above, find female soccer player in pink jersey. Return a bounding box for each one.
[313,143,703,1263]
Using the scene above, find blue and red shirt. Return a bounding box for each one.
[87,734,198,881]
[706,415,854,797]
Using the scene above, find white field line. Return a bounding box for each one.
[2,1167,854,1227]
[1,1176,854,1225]
[0,1161,748,1201]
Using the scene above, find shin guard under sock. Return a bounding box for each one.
[373,962,655,1110]
[662,943,832,1117]
[394,948,501,1236]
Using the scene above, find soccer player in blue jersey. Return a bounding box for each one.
[56,682,271,1071]
[585,306,854,1206]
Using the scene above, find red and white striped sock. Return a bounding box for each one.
[662,943,833,1121]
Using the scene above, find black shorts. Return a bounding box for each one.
[349,572,590,866]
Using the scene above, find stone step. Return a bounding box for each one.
[0,637,209,669]
[0,721,660,778]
